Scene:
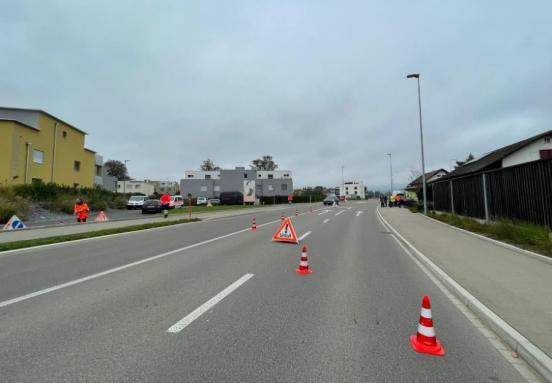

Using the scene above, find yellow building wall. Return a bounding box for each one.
[0,113,95,188]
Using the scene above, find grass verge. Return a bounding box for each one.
[0,218,200,252]
[429,212,552,258]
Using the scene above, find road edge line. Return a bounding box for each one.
[376,207,552,383]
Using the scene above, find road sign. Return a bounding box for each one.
[2,215,27,230]
[272,217,298,243]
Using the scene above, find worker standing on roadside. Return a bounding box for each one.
[74,198,90,223]
[160,193,171,218]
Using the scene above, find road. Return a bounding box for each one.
[0,201,533,382]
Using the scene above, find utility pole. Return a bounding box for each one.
[123,159,131,194]
[386,153,393,195]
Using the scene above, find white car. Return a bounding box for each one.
[127,195,147,209]
[196,197,208,206]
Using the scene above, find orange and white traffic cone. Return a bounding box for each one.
[251,217,257,231]
[295,246,312,275]
[410,295,445,356]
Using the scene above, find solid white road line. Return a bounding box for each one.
[167,273,254,334]
[318,210,330,215]
[347,207,352,210]
[298,231,311,241]
[323,218,330,224]
[356,211,363,217]
[335,210,345,216]
[0,219,283,309]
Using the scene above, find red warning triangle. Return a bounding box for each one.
[272,217,299,243]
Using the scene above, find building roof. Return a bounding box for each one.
[0,118,40,131]
[406,169,448,189]
[0,106,87,135]
[441,129,552,180]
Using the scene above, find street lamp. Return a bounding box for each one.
[406,73,427,215]
[123,159,131,194]
[386,153,393,195]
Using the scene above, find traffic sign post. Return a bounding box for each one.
[187,193,192,220]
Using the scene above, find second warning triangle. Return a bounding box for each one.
[272,217,299,243]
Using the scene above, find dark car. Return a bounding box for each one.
[141,199,162,214]
[219,191,243,205]
[323,196,339,206]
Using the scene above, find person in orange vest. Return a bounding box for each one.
[160,193,171,218]
[74,198,90,223]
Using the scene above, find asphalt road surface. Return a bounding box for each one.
[0,201,533,382]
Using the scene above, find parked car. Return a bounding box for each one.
[196,197,208,206]
[127,195,147,210]
[219,191,243,205]
[170,195,184,209]
[141,199,162,214]
[209,198,221,205]
[323,196,339,206]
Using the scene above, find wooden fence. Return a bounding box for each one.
[433,159,552,227]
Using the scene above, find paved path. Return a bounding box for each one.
[379,206,552,359]
[0,201,535,381]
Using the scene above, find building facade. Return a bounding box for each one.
[148,180,179,195]
[116,180,155,196]
[339,181,366,199]
[180,168,293,199]
[0,107,97,187]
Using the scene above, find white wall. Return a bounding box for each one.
[184,171,221,179]
[116,181,155,195]
[256,170,292,179]
[502,136,552,168]
[340,181,365,199]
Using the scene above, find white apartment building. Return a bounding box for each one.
[340,181,366,199]
[116,180,155,195]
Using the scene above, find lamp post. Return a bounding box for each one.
[386,153,393,195]
[406,73,427,215]
[123,160,130,194]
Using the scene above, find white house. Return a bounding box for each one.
[340,181,366,199]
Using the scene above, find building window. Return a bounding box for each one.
[200,186,207,191]
[268,174,274,179]
[214,186,221,191]
[244,173,248,178]
[281,184,288,191]
[74,161,81,171]
[283,174,289,177]
[135,184,140,189]
[540,149,552,160]
[268,185,273,191]
[31,178,42,184]
[188,175,194,178]
[33,150,44,164]
[205,175,211,179]
[545,136,551,143]
[62,131,67,138]
[258,174,261,177]
[95,165,102,176]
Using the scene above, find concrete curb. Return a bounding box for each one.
[422,213,552,265]
[376,208,552,383]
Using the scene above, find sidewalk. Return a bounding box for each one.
[0,204,294,244]
[379,207,552,358]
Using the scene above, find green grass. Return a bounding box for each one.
[169,204,263,215]
[428,212,552,258]
[0,218,200,252]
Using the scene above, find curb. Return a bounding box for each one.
[422,214,552,265]
[376,208,552,383]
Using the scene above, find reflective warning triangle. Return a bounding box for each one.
[2,215,27,230]
[272,217,298,243]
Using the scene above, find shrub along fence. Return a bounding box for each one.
[433,159,552,228]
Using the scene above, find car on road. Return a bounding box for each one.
[323,196,339,206]
[127,195,147,209]
[141,199,162,214]
[170,195,184,209]
[209,198,220,205]
[196,197,208,206]
[219,191,243,205]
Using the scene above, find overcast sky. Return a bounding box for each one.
[1,1,551,189]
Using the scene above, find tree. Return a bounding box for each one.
[455,153,475,168]
[200,159,220,171]
[104,160,129,180]
[250,155,278,170]
[409,169,422,182]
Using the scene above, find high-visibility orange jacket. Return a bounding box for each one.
[160,194,171,206]
[74,203,90,219]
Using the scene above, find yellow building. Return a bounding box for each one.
[0,107,99,188]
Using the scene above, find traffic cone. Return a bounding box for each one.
[410,295,445,356]
[295,246,312,275]
[94,211,109,222]
[251,217,257,231]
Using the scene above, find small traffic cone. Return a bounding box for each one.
[410,295,445,356]
[295,209,299,217]
[94,211,109,222]
[251,217,257,231]
[295,246,312,275]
